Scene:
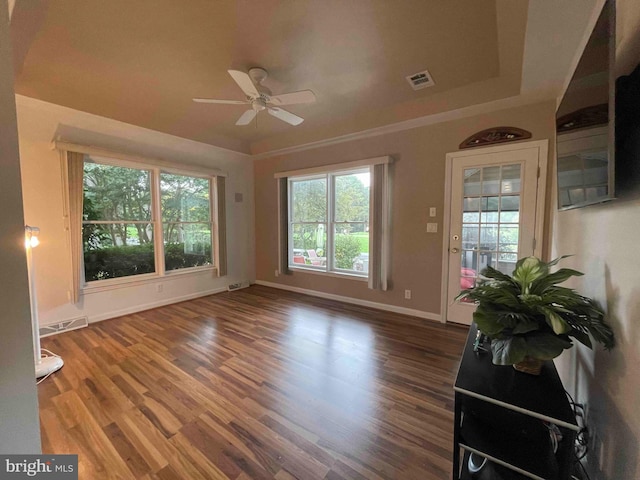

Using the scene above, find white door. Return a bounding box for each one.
[445,143,546,325]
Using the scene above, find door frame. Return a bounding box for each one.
[440,140,549,324]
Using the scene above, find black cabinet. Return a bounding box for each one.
[453,324,579,480]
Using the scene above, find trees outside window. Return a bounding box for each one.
[160,173,212,271]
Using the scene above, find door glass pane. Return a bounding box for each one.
[480,197,499,222]
[480,224,498,251]
[460,249,477,297]
[463,197,480,222]
[462,224,479,249]
[499,196,520,223]
[459,163,523,291]
[482,166,501,194]
[501,164,522,193]
[477,251,496,271]
[464,169,481,196]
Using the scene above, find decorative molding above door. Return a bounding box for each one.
[459,126,532,149]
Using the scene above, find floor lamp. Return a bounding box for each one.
[25,225,64,378]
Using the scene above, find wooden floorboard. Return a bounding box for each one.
[39,285,468,480]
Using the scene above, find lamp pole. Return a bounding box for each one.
[25,225,63,378]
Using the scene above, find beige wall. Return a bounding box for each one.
[254,101,556,317]
[0,0,41,453]
[17,96,256,326]
[552,1,640,477]
[552,200,640,479]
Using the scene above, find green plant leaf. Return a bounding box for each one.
[540,306,571,334]
[513,257,548,293]
[545,254,573,268]
[481,266,517,284]
[462,254,615,353]
[474,308,506,336]
[455,289,473,302]
[519,293,543,306]
[511,319,540,334]
[524,333,572,360]
[530,268,584,294]
[458,282,521,309]
[491,337,527,365]
[570,328,593,349]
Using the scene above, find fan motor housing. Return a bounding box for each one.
[251,98,267,112]
[249,68,272,97]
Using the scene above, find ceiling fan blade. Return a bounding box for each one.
[228,70,260,98]
[269,90,316,106]
[193,98,248,105]
[267,107,304,126]
[236,109,257,126]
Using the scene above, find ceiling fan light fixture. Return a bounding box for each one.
[252,99,267,112]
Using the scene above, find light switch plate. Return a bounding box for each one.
[429,207,436,217]
[427,223,438,233]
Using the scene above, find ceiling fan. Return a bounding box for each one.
[193,68,316,126]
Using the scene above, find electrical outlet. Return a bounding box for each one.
[156,283,163,293]
[404,289,411,300]
[427,223,438,233]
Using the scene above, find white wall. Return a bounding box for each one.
[552,199,640,479]
[0,0,41,453]
[551,3,640,478]
[16,95,255,326]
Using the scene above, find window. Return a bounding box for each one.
[276,156,390,289]
[83,162,155,281]
[288,168,371,277]
[80,155,218,285]
[160,173,212,271]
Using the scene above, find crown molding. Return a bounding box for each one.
[17,92,555,162]
[251,91,553,159]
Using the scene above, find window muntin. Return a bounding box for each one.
[288,168,370,277]
[82,157,216,284]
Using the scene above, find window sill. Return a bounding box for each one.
[82,266,217,294]
[288,266,369,282]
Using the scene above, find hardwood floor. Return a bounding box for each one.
[38,285,468,480]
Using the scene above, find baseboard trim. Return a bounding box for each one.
[87,287,228,324]
[254,280,442,322]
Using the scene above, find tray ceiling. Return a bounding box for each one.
[11,0,529,154]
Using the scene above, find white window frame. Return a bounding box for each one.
[287,166,371,279]
[81,154,219,292]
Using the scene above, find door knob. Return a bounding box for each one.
[451,247,460,253]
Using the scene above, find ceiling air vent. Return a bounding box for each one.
[406,69,435,90]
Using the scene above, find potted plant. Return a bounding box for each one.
[456,256,615,375]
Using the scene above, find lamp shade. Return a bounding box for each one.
[25,225,40,249]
